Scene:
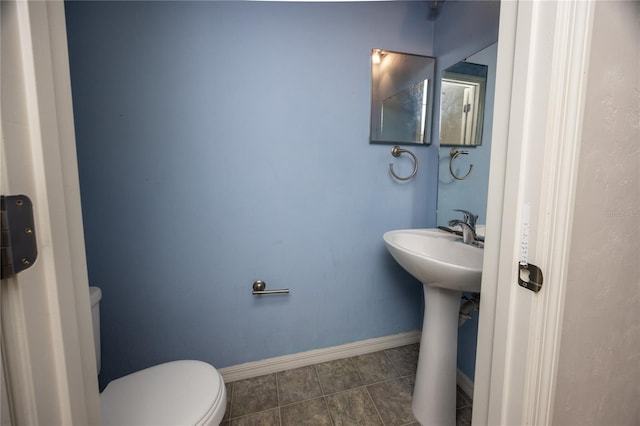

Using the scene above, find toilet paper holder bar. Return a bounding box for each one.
[252,280,290,295]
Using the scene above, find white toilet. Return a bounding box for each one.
[90,287,227,425]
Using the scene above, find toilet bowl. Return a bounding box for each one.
[90,287,227,425]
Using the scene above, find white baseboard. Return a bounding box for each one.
[456,368,474,401]
[219,329,475,401]
[218,330,421,383]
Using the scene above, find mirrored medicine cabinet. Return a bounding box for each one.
[439,61,488,147]
[436,43,498,228]
[370,49,436,145]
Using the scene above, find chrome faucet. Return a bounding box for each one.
[448,209,481,246]
[453,209,478,230]
[448,220,478,244]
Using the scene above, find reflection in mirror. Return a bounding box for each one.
[440,62,488,146]
[370,49,436,145]
[437,43,497,228]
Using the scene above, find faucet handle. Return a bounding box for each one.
[454,209,477,228]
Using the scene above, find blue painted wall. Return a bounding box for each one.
[432,1,501,381]
[65,1,437,388]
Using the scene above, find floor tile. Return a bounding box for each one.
[456,405,473,426]
[352,351,399,384]
[457,386,472,408]
[384,344,420,377]
[367,378,416,426]
[315,358,363,395]
[230,408,280,426]
[325,387,383,426]
[280,397,332,426]
[225,346,473,425]
[277,365,323,405]
[230,374,278,418]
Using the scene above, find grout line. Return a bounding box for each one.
[275,372,282,426]
[311,363,335,426]
[349,355,366,384]
[227,407,278,423]
[312,363,326,396]
[382,346,405,379]
[363,384,386,426]
[314,364,336,425]
[347,357,366,388]
[276,395,324,410]
[275,371,281,406]
[323,395,336,426]
[227,382,234,420]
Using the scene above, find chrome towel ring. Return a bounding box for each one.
[449,148,473,180]
[389,146,418,181]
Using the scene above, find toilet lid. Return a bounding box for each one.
[101,360,225,426]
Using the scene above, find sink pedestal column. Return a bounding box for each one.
[413,285,462,426]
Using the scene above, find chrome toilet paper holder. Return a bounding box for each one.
[252,280,290,295]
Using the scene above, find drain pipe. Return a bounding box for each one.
[459,294,480,326]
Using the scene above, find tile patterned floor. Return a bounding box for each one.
[220,344,473,426]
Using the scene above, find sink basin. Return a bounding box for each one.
[383,228,484,425]
[383,228,483,292]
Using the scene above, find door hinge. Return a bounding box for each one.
[1,195,38,280]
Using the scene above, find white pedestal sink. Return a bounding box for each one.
[383,228,483,426]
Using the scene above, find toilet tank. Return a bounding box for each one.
[89,286,102,374]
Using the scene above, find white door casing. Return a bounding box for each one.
[1,1,100,424]
[474,1,595,425]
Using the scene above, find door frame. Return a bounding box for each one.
[474,1,595,425]
[1,1,100,424]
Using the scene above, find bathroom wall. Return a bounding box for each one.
[432,1,500,381]
[65,1,435,387]
[552,1,640,424]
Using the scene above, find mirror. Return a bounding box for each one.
[370,49,436,145]
[436,43,497,228]
[439,62,488,146]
